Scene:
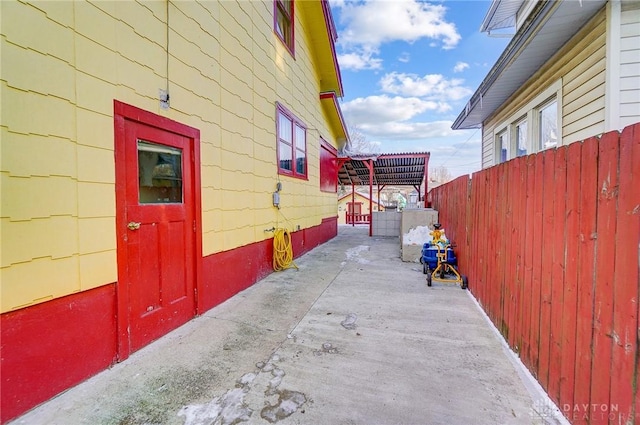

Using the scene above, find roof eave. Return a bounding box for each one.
[480,0,523,33]
[300,1,344,97]
[452,0,606,131]
[320,91,349,147]
[453,1,554,130]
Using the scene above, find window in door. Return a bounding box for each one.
[138,141,183,204]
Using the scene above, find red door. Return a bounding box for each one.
[115,102,200,358]
[347,202,362,224]
[348,203,362,215]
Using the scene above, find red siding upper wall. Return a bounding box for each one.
[320,139,338,193]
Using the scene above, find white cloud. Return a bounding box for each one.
[337,51,383,71]
[379,72,472,101]
[427,132,482,176]
[430,135,481,156]
[360,120,457,139]
[338,1,460,49]
[341,95,457,141]
[334,0,460,70]
[453,61,469,73]
[341,95,444,124]
[398,52,411,63]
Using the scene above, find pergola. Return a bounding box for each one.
[337,152,430,236]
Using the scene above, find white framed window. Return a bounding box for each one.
[492,79,562,164]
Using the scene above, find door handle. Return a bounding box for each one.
[127,222,141,230]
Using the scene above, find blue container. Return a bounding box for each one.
[421,243,457,270]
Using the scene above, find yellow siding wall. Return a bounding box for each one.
[337,194,381,225]
[481,8,607,167]
[1,1,339,312]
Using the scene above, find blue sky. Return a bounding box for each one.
[329,0,511,178]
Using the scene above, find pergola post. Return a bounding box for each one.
[365,159,374,237]
[337,152,430,233]
[423,154,429,206]
[351,182,355,227]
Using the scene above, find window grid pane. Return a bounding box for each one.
[539,101,558,150]
[295,148,305,174]
[516,121,527,157]
[295,125,306,175]
[295,125,305,152]
[498,132,508,163]
[284,0,292,14]
[276,13,289,42]
[279,140,292,171]
[275,0,293,49]
[279,113,292,143]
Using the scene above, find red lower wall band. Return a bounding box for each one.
[1,217,337,423]
[0,285,118,424]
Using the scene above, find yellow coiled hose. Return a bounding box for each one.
[273,228,298,271]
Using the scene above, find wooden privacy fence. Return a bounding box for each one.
[428,123,639,425]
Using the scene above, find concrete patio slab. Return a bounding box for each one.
[9,225,553,425]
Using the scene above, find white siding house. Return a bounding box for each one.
[454,0,640,168]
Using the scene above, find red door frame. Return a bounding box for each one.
[114,100,202,361]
